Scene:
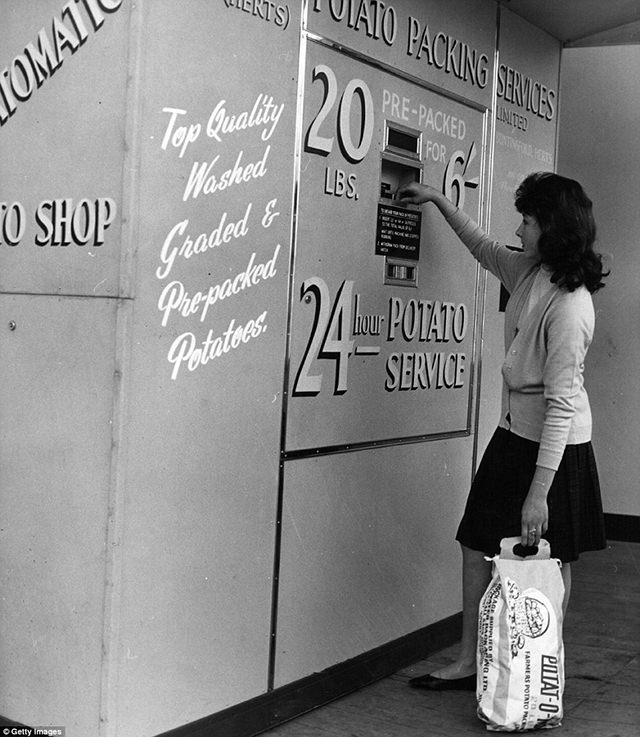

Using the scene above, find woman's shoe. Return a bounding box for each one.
[408,672,476,691]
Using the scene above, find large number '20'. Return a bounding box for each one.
[305,65,374,163]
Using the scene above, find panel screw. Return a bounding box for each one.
[8,321,16,331]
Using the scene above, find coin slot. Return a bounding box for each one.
[384,257,418,288]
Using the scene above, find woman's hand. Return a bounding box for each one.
[521,489,549,547]
[520,465,554,547]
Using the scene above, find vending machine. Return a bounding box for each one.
[0,1,561,734]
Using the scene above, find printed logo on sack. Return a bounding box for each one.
[505,579,551,656]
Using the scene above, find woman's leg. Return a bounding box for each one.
[430,544,492,679]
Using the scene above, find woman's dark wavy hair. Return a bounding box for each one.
[515,172,608,293]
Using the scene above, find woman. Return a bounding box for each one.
[396,172,608,690]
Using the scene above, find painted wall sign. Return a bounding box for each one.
[490,9,560,249]
[0,0,129,296]
[1,197,116,247]
[0,0,124,126]
[496,63,557,127]
[223,0,292,29]
[307,0,497,108]
[309,0,490,87]
[150,95,287,380]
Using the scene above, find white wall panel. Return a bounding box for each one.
[558,46,640,518]
[110,2,300,734]
[275,438,473,686]
[0,294,117,733]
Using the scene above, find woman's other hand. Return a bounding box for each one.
[395,182,441,205]
[395,182,458,219]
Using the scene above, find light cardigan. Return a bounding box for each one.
[446,209,594,471]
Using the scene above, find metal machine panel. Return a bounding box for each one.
[0,294,117,731]
[0,0,130,297]
[307,0,497,109]
[286,41,486,453]
[275,437,474,686]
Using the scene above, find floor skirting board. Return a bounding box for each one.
[605,513,640,543]
[157,613,463,737]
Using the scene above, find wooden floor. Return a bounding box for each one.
[261,541,640,737]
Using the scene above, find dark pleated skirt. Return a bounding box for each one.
[456,427,607,563]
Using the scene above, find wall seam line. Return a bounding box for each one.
[97,1,145,734]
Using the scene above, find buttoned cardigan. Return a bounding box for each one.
[446,209,594,471]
